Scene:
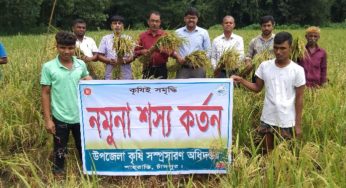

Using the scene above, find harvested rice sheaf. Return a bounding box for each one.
[185,50,211,69]
[252,49,274,70]
[113,35,135,57]
[154,32,186,54]
[290,37,307,62]
[74,47,85,59]
[217,48,240,71]
[138,32,186,67]
[166,58,181,72]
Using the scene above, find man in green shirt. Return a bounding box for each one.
[41,31,92,176]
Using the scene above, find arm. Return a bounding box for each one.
[172,51,185,65]
[41,85,55,134]
[231,75,264,93]
[320,52,327,85]
[203,31,211,51]
[89,52,98,62]
[82,75,93,80]
[90,39,99,62]
[81,52,98,63]
[98,53,116,65]
[98,37,117,65]
[82,38,99,62]
[134,34,149,57]
[247,39,255,59]
[236,38,245,61]
[210,40,218,70]
[294,85,305,138]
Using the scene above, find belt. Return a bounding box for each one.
[151,64,166,68]
[181,64,194,69]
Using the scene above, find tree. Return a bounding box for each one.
[0,0,43,30]
[331,0,346,22]
[39,0,111,30]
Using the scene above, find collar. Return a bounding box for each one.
[306,45,322,53]
[260,33,275,41]
[76,36,87,42]
[146,29,164,36]
[56,55,80,69]
[221,33,234,40]
[183,26,198,32]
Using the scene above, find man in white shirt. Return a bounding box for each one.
[232,32,305,154]
[72,19,99,77]
[210,15,250,78]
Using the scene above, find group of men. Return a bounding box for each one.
[39,7,328,176]
[68,8,327,87]
[69,9,275,80]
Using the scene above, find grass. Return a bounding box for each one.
[0,29,345,187]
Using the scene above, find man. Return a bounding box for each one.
[0,42,7,64]
[175,7,211,78]
[210,15,246,78]
[0,42,7,80]
[232,32,305,154]
[72,19,99,78]
[98,15,133,80]
[246,15,276,82]
[72,19,98,63]
[41,31,92,176]
[135,11,170,79]
[298,26,327,88]
[247,15,276,59]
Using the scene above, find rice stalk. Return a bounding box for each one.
[137,32,186,68]
[74,47,85,59]
[217,48,240,71]
[113,34,135,58]
[252,49,274,70]
[291,37,307,62]
[185,50,211,69]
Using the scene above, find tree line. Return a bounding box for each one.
[1,0,345,33]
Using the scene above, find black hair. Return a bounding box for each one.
[274,31,293,46]
[72,18,86,26]
[148,11,161,19]
[260,15,275,25]
[55,31,77,46]
[184,7,199,17]
[109,15,125,24]
[222,15,235,24]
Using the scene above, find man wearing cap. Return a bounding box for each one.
[298,26,327,88]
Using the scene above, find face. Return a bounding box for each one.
[184,15,198,29]
[57,44,75,61]
[273,41,291,62]
[148,13,161,32]
[222,17,235,33]
[305,32,320,45]
[73,23,86,37]
[261,21,274,36]
[111,21,124,34]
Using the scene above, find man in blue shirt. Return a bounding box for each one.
[0,42,8,80]
[175,7,211,78]
[0,43,7,64]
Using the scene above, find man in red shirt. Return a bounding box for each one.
[135,11,170,79]
[298,26,327,88]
